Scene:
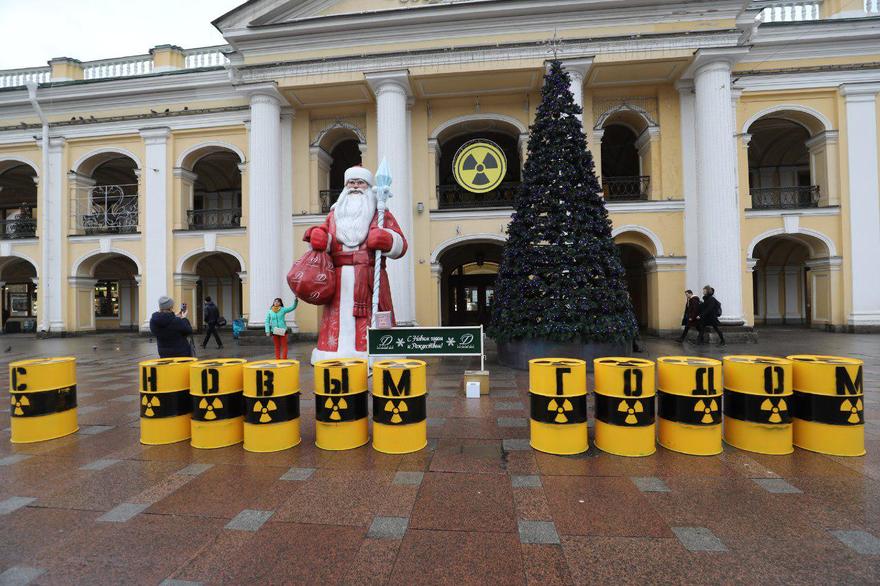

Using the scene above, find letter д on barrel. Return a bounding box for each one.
[593,357,656,457]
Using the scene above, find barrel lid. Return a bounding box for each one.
[245,359,299,369]
[139,357,197,367]
[10,356,76,367]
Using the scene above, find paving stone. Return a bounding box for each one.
[0,497,36,515]
[77,425,115,435]
[427,417,446,427]
[631,476,671,493]
[176,463,214,476]
[497,417,528,428]
[97,502,149,523]
[503,439,531,451]
[494,401,525,411]
[110,395,138,402]
[160,580,203,586]
[518,520,560,544]
[225,509,274,531]
[0,566,45,586]
[490,390,519,398]
[830,530,880,555]
[511,475,542,488]
[367,516,409,539]
[671,527,728,552]
[393,471,424,486]
[280,467,316,481]
[77,405,106,415]
[79,458,120,471]
[0,454,33,465]
[751,478,802,494]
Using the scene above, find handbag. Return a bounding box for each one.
[217,316,228,327]
[272,327,287,337]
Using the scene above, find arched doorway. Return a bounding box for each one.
[596,106,656,200]
[616,243,651,329]
[187,252,243,330]
[72,252,140,331]
[72,152,139,235]
[312,126,364,212]
[438,240,504,326]
[0,257,37,333]
[0,161,38,239]
[752,233,833,327]
[189,150,242,229]
[434,118,523,209]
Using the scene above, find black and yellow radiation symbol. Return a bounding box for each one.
[324,396,348,421]
[11,395,30,416]
[760,397,788,423]
[384,400,408,424]
[618,399,644,425]
[840,398,863,424]
[547,399,574,423]
[453,140,507,194]
[142,395,160,417]
[694,399,719,424]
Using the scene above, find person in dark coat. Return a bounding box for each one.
[676,289,701,342]
[149,296,193,358]
[201,296,223,350]
[697,286,725,346]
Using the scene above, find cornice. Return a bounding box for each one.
[365,70,413,98]
[736,67,880,91]
[744,206,840,219]
[681,46,751,80]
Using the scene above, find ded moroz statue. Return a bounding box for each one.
[304,165,407,363]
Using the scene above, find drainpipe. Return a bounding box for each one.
[25,81,50,334]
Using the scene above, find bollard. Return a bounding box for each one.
[314,359,369,451]
[9,357,78,443]
[372,359,428,454]
[787,355,865,457]
[243,360,301,453]
[657,356,723,456]
[189,359,246,449]
[528,358,588,455]
[593,357,656,457]
[722,355,793,455]
[139,357,197,445]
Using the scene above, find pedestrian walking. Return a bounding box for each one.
[265,297,298,359]
[149,296,194,358]
[201,296,223,350]
[697,286,726,346]
[677,289,701,342]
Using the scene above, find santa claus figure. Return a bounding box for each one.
[305,165,407,363]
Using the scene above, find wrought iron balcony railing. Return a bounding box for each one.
[437,182,519,210]
[186,208,242,230]
[320,189,341,214]
[750,186,820,210]
[76,184,138,235]
[0,217,36,239]
[602,176,650,201]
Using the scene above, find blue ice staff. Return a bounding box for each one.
[371,157,393,327]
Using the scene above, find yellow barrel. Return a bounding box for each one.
[314,359,369,451]
[787,355,865,457]
[722,355,793,455]
[657,357,723,456]
[372,359,428,454]
[9,357,78,443]
[139,357,197,445]
[528,358,588,455]
[593,357,656,457]
[243,360,301,453]
[189,359,246,449]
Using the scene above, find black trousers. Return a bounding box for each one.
[697,322,725,343]
[202,323,222,348]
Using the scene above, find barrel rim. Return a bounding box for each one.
[9,356,76,367]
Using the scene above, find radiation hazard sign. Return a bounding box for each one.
[452,139,507,193]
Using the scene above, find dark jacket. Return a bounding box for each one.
[682,296,701,325]
[204,301,220,325]
[149,311,193,358]
[698,293,721,326]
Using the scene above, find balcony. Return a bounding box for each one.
[0,216,36,239]
[187,208,241,230]
[602,176,650,201]
[437,182,519,210]
[750,186,820,210]
[76,185,138,235]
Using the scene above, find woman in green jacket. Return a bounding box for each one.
[265,297,297,359]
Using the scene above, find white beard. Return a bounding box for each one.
[332,187,376,248]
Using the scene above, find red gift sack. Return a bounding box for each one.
[287,250,336,305]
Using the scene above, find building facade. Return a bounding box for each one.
[0,0,879,336]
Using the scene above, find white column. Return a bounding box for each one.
[677,81,699,290]
[44,137,65,332]
[280,108,298,331]
[691,50,747,324]
[842,84,880,327]
[560,58,593,123]
[243,85,284,328]
[139,127,171,330]
[366,71,415,324]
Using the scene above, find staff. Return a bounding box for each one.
[372,157,393,327]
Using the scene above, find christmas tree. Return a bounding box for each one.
[489,60,638,345]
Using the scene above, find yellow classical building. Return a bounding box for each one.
[0,0,879,337]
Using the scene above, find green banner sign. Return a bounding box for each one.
[368,326,483,357]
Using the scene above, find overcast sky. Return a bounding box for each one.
[0,0,243,69]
